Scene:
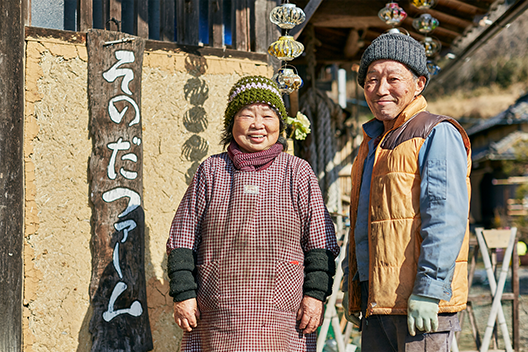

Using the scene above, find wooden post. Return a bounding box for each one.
[78,0,93,31]
[209,0,224,48]
[87,29,152,352]
[234,0,250,51]
[23,0,30,25]
[512,235,520,351]
[108,0,121,31]
[255,0,280,53]
[176,0,199,45]
[160,0,175,41]
[0,0,24,351]
[135,0,149,38]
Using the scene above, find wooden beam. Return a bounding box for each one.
[210,0,224,47]
[25,26,87,43]
[406,7,473,30]
[0,0,24,350]
[136,0,148,38]
[145,38,269,62]
[310,15,380,28]
[78,0,93,31]
[234,0,250,51]
[343,29,360,59]
[437,0,487,17]
[437,0,492,11]
[291,0,323,40]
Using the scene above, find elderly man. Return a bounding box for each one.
[342,33,471,351]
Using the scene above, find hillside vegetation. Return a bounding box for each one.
[427,8,528,120]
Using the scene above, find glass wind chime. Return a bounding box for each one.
[268,1,306,94]
[411,0,441,75]
[378,2,408,35]
[377,1,441,76]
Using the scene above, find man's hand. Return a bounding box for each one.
[407,294,440,336]
[174,298,200,332]
[342,293,361,327]
[297,295,324,334]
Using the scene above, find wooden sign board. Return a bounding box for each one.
[87,29,152,351]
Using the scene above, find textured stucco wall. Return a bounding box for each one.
[24,32,272,352]
[24,35,93,352]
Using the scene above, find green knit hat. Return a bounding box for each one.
[224,76,288,129]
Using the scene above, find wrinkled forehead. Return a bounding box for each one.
[367,59,414,75]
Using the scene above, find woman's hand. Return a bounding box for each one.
[173,298,200,332]
[296,295,324,334]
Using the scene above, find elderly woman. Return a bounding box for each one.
[166,76,339,352]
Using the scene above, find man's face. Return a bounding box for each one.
[363,59,426,123]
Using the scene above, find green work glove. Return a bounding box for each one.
[342,292,361,327]
[407,294,440,336]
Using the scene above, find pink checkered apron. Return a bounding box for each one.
[168,152,338,352]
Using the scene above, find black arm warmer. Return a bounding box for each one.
[167,248,198,302]
[303,249,337,301]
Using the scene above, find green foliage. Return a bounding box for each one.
[469,58,528,90]
[285,112,311,141]
[502,139,528,180]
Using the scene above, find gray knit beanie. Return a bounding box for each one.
[357,33,429,88]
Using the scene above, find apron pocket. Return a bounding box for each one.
[273,261,304,312]
[196,261,220,311]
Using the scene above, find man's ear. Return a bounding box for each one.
[415,76,426,96]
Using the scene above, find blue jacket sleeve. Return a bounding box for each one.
[414,122,469,301]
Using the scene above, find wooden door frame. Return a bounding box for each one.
[0,0,25,350]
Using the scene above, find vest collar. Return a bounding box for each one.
[361,96,428,140]
[390,95,428,131]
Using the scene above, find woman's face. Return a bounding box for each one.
[232,103,280,153]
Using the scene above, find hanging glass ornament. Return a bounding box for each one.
[273,66,304,94]
[268,36,305,61]
[378,2,407,27]
[421,37,441,57]
[412,13,439,33]
[411,0,436,9]
[270,3,306,30]
[426,61,440,75]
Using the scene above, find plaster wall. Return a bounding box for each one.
[24,31,272,352]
